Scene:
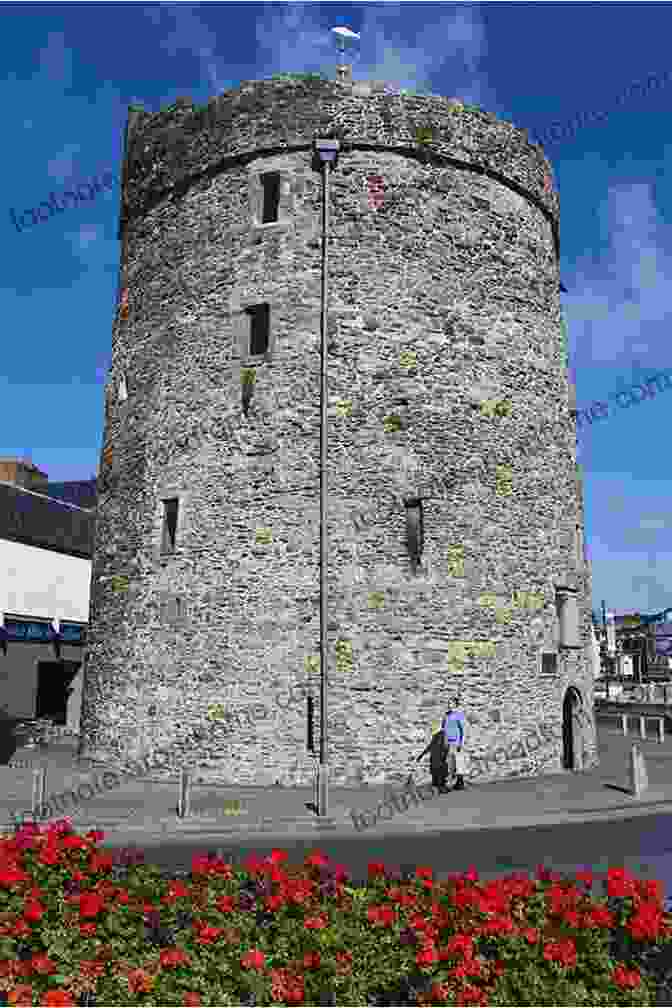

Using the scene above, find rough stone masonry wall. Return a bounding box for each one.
[77,76,597,788]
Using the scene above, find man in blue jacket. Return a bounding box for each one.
[442,698,466,790]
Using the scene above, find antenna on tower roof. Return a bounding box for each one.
[331,26,360,85]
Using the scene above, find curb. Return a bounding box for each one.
[0,816,342,836]
[5,796,672,843]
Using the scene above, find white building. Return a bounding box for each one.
[0,458,95,733]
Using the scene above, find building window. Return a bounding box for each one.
[246,303,270,355]
[404,497,424,573]
[261,172,281,223]
[541,652,557,676]
[161,498,179,553]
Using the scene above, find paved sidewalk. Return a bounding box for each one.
[2,721,672,842]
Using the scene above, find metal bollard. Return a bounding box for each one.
[31,767,47,819]
[622,713,628,736]
[640,715,646,740]
[629,743,649,797]
[659,717,665,744]
[177,767,191,818]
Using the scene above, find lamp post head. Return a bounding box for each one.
[312,137,341,172]
[330,25,361,53]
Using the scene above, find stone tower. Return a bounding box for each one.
[78,71,597,787]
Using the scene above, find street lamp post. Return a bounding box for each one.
[312,137,340,818]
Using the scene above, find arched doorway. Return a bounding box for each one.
[562,686,583,770]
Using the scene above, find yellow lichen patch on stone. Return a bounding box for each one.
[304,655,320,676]
[336,639,353,673]
[241,367,257,385]
[223,799,243,815]
[512,590,545,612]
[495,465,513,496]
[494,607,513,624]
[415,124,436,145]
[480,399,512,419]
[255,527,273,545]
[336,399,353,418]
[464,640,496,658]
[479,399,499,419]
[399,350,417,369]
[368,591,385,609]
[446,641,469,663]
[383,413,403,433]
[476,592,500,609]
[110,575,129,593]
[447,638,496,672]
[446,544,465,577]
[207,702,228,722]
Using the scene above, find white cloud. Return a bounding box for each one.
[565,181,672,373]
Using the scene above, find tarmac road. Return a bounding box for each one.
[99,809,672,895]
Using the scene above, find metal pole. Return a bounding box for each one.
[318,158,330,818]
[604,602,610,701]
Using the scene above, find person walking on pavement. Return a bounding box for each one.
[415,729,450,794]
[442,698,466,790]
[0,704,20,766]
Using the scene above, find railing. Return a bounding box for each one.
[596,707,665,743]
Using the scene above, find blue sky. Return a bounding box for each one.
[3,2,671,616]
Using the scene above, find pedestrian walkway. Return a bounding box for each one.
[1,721,671,843]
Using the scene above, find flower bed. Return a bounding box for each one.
[1,820,672,1005]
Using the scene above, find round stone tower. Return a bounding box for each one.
[78,71,597,788]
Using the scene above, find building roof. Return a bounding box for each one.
[45,479,98,510]
[0,481,96,559]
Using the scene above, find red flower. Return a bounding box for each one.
[266,848,290,866]
[194,924,224,943]
[84,830,106,844]
[482,915,515,937]
[160,947,191,968]
[8,984,35,1005]
[126,969,154,994]
[41,992,76,1006]
[305,852,330,869]
[443,934,474,958]
[638,879,665,903]
[456,983,489,1006]
[304,914,329,929]
[241,949,266,971]
[215,893,236,913]
[302,952,321,970]
[522,928,539,943]
[78,893,105,918]
[367,905,397,926]
[367,861,387,879]
[542,938,577,968]
[606,867,637,898]
[416,945,439,967]
[0,866,30,886]
[628,902,665,941]
[23,900,47,922]
[582,905,615,929]
[182,995,202,1006]
[612,964,642,989]
[30,955,57,975]
[335,951,353,974]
